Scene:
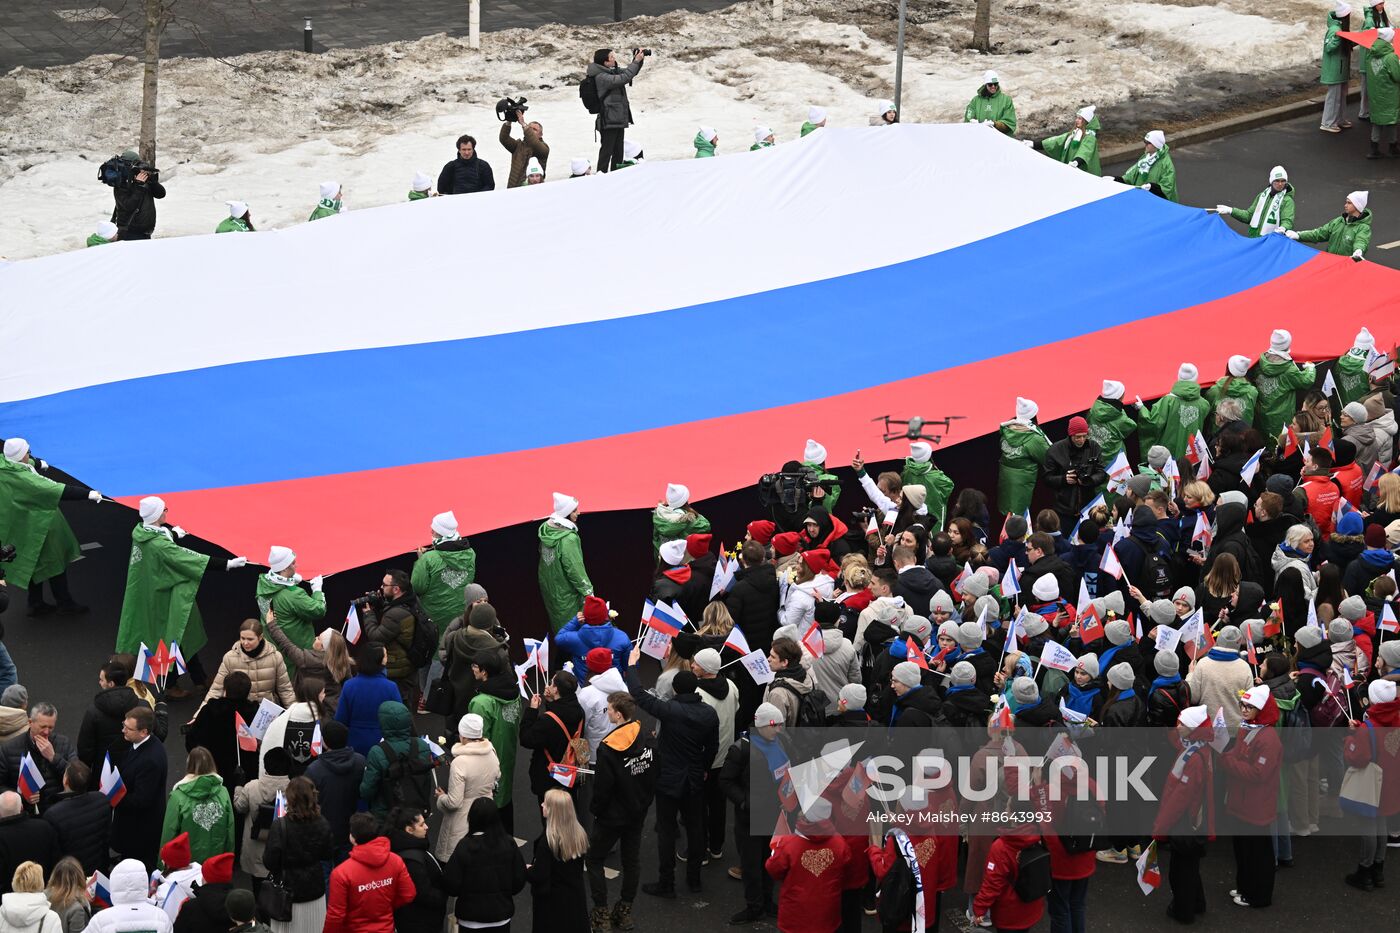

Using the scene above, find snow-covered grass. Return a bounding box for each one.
[0,0,1322,260]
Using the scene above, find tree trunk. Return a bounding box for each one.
[971,0,991,52]
[139,0,163,163]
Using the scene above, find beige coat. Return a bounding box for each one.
[0,707,28,743]
[432,739,501,861]
[204,641,296,709]
[233,773,290,878]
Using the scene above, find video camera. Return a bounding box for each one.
[495,96,528,122]
[0,543,13,564]
[757,467,826,516]
[98,152,157,189]
[632,48,653,56]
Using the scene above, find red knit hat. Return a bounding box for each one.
[202,852,235,884]
[160,832,192,870]
[747,520,776,545]
[583,595,610,625]
[802,548,832,574]
[772,532,802,556]
[1366,524,1387,549]
[686,533,713,558]
[586,647,613,674]
[1068,416,1089,436]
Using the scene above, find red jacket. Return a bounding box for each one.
[1152,733,1213,841]
[1344,702,1400,816]
[766,830,860,933]
[866,803,959,932]
[1299,473,1341,537]
[1042,775,1099,880]
[324,836,415,933]
[972,831,1045,930]
[1220,698,1283,826]
[1333,462,1364,508]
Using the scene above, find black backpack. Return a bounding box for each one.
[1126,534,1174,600]
[405,600,438,670]
[1057,795,1107,853]
[379,741,435,811]
[1274,688,1313,763]
[1012,842,1053,901]
[875,840,917,925]
[772,680,830,727]
[579,74,602,114]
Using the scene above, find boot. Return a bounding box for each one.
[1372,861,1386,888]
[610,901,634,931]
[1368,141,1382,159]
[1390,142,1400,157]
[641,881,676,899]
[590,905,612,933]
[1345,864,1375,891]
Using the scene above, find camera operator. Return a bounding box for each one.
[499,108,549,188]
[1042,416,1107,533]
[107,149,166,240]
[437,134,495,196]
[357,570,424,708]
[586,48,646,173]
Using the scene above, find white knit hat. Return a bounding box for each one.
[808,106,827,124]
[909,441,933,463]
[1370,679,1397,704]
[526,158,544,178]
[138,496,165,524]
[431,510,459,537]
[892,661,923,687]
[412,171,433,191]
[698,126,718,142]
[1015,397,1039,423]
[1349,190,1370,212]
[459,713,484,739]
[804,439,827,463]
[319,181,340,200]
[1269,165,1288,182]
[226,200,248,219]
[94,221,118,240]
[569,158,590,176]
[1336,0,1353,15]
[1241,685,1270,710]
[983,70,1000,84]
[1144,130,1166,149]
[1227,355,1251,377]
[1076,104,1096,122]
[551,492,579,520]
[1178,705,1208,729]
[1031,574,1059,601]
[660,540,688,566]
[754,126,774,143]
[877,100,896,115]
[1178,362,1198,382]
[267,546,295,573]
[1355,327,1376,351]
[1270,329,1293,354]
[2,438,28,462]
[1101,380,1125,400]
[754,702,784,727]
[665,483,689,509]
[1381,26,1396,41]
[622,139,643,160]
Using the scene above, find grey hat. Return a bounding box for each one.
[1105,619,1131,646]
[1102,591,1125,618]
[1022,614,1049,638]
[693,648,722,674]
[961,572,991,599]
[1295,626,1324,649]
[1243,620,1265,645]
[1379,640,1400,669]
[1090,598,1107,619]
[463,583,489,606]
[120,148,139,161]
[1107,662,1136,690]
[1339,595,1367,622]
[1172,587,1196,610]
[937,620,961,642]
[893,661,923,688]
[973,595,1001,624]
[1344,401,1370,424]
[1215,624,1242,650]
[1154,650,1180,676]
[1218,490,1249,509]
[1329,619,1354,643]
[1011,676,1039,706]
[902,615,933,641]
[1265,474,1295,496]
[950,661,977,687]
[1076,653,1100,678]
[956,620,984,650]
[839,683,867,710]
[1147,445,1172,470]
[1126,474,1154,498]
[0,686,26,710]
[1148,599,1177,628]
[930,590,956,613]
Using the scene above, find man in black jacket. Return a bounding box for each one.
[626,644,718,897]
[587,692,654,931]
[0,791,57,893]
[1019,533,1077,607]
[109,705,166,871]
[1043,417,1107,532]
[0,701,75,812]
[305,719,365,862]
[519,671,585,803]
[76,661,139,786]
[888,662,941,727]
[389,808,448,933]
[722,543,779,653]
[892,546,942,616]
[437,135,496,195]
[40,760,108,874]
[108,150,166,239]
[718,704,788,924]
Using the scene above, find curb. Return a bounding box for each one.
[1101,83,1363,164]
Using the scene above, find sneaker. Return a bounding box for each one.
[728,908,763,925]
[1128,844,1144,860]
[1096,849,1129,864]
[641,882,676,900]
[1321,125,1343,133]
[1293,825,1312,837]
[1386,833,1400,848]
[1341,120,1355,128]
[675,851,710,866]
[708,849,725,861]
[965,908,993,928]
[727,866,743,881]
[1231,894,1251,907]
[1307,824,1320,834]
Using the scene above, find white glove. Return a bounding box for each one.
[1021,139,1033,147]
[86,490,102,503]
[1214,205,1231,215]
[171,525,187,539]
[226,556,248,571]
[1283,230,1300,240]
[1353,249,1364,262]
[36,459,47,471]
[1140,183,1151,190]
[310,575,324,593]
[1134,395,1145,409]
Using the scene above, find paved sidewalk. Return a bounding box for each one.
[1,0,737,71]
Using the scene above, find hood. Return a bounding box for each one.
[794,576,835,599]
[1248,693,1280,728]
[1297,639,1334,670]
[864,619,899,646]
[773,666,813,694]
[1362,548,1395,569]
[822,629,849,653]
[1349,208,1374,227]
[350,835,392,868]
[94,685,140,719]
[897,566,939,596]
[390,827,429,855]
[585,61,617,78]
[481,670,518,701]
[1257,355,1300,375]
[377,701,413,742]
[177,772,227,800]
[588,667,626,695]
[1271,546,1312,575]
[1170,379,1200,401]
[801,506,847,550]
[110,858,152,905]
[693,132,716,154]
[1214,502,1247,539]
[1367,698,1400,726]
[603,719,642,752]
[696,675,732,701]
[316,746,360,775]
[0,892,54,926]
[539,522,576,546]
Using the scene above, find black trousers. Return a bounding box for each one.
[655,792,704,887]
[587,819,642,906]
[27,572,75,607]
[739,825,774,910]
[597,128,625,173]
[1233,831,1275,907]
[703,768,726,856]
[1166,845,1205,920]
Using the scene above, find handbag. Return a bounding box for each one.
[1339,722,1384,818]
[425,675,456,717]
[257,876,294,923]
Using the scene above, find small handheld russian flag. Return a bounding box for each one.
[132,643,155,684]
[99,753,126,807]
[548,762,579,788]
[310,721,323,758]
[1001,559,1021,598]
[344,602,363,645]
[16,753,45,801]
[724,624,752,656]
[235,711,258,753]
[273,789,287,819]
[646,602,684,638]
[168,641,188,677]
[86,871,112,909]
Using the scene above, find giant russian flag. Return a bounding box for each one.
[0,125,1395,573]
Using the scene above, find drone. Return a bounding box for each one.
[872,414,965,445]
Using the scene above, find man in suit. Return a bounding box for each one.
[109,705,166,871]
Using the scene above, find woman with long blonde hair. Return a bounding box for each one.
[528,788,590,932]
[44,857,87,933]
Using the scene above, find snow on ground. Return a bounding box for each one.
[0,0,1321,260]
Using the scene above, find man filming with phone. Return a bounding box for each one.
[585,47,647,173]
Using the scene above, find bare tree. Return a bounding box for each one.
[971,0,991,52]
[139,0,168,162]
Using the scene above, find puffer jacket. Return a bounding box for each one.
[586,57,643,131]
[1364,393,1397,464]
[433,740,500,861]
[263,814,334,901]
[554,617,631,683]
[810,629,860,717]
[41,790,109,874]
[304,746,366,850]
[203,640,295,708]
[82,858,172,933]
[361,595,419,684]
[577,668,627,760]
[76,686,140,779]
[780,575,834,629]
[1344,420,1380,476]
[763,665,816,727]
[0,891,60,933]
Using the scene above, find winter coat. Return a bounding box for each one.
[232,773,289,878]
[998,421,1050,515]
[902,458,955,527]
[577,668,627,761]
[809,630,860,718]
[694,676,738,768]
[1186,651,1253,730]
[964,85,1017,134]
[436,154,495,195]
[1322,11,1353,84]
[693,132,716,157]
[265,620,341,710]
[526,834,587,933]
[1335,351,1372,407]
[324,837,415,933]
[0,728,74,812]
[1345,701,1400,815]
[1221,708,1283,825]
[442,621,509,718]
[1202,502,1265,587]
[519,696,585,799]
[586,57,644,131]
[76,686,139,782]
[625,669,718,796]
[0,815,57,895]
[389,829,448,933]
[867,826,959,931]
[361,702,434,816]
[1345,419,1381,475]
[1040,115,1102,174]
[360,594,418,685]
[498,121,550,188]
[892,566,941,618]
[1297,208,1373,257]
[1021,554,1077,607]
[254,575,325,679]
[1043,436,1108,517]
[159,774,234,865]
[468,672,522,808]
[262,814,334,901]
[333,671,403,756]
[651,504,711,555]
[204,640,294,709]
[972,831,1045,930]
[889,685,942,728]
[554,618,632,683]
[766,830,859,933]
[1136,380,1210,458]
[433,740,500,861]
[781,574,834,629]
[110,177,166,239]
[538,520,593,632]
[1229,184,1296,238]
[1299,472,1342,537]
[723,563,781,651]
[40,790,108,874]
[81,859,172,933]
[1121,144,1178,201]
[1205,377,1261,428]
[591,719,655,825]
[443,817,525,925]
[1087,397,1137,467]
[1251,352,1318,440]
[1344,547,1395,597]
[304,746,366,850]
[763,665,816,729]
[1151,734,1211,841]
[107,735,165,870]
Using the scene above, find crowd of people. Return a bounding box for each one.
[1,319,1400,933]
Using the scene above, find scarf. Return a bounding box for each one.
[945,683,975,696]
[751,733,789,775]
[143,523,173,542]
[241,639,266,659]
[1279,543,1311,561]
[1249,186,1288,234]
[1150,673,1182,694]
[1112,688,1137,703]
[316,197,342,213]
[1065,683,1101,716]
[1099,642,1125,669]
[1206,647,1239,663]
[1131,146,1161,176]
[267,570,303,587]
[889,829,926,933]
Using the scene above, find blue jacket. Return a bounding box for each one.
[554,618,632,683]
[333,671,403,756]
[986,539,1027,577]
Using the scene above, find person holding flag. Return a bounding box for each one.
[998,397,1050,518]
[539,493,594,633]
[1203,356,1261,427]
[255,546,326,680]
[1151,705,1214,924]
[411,510,477,694]
[651,482,712,556]
[899,441,956,529]
[159,747,233,864]
[1086,380,1137,476]
[1213,166,1296,238]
